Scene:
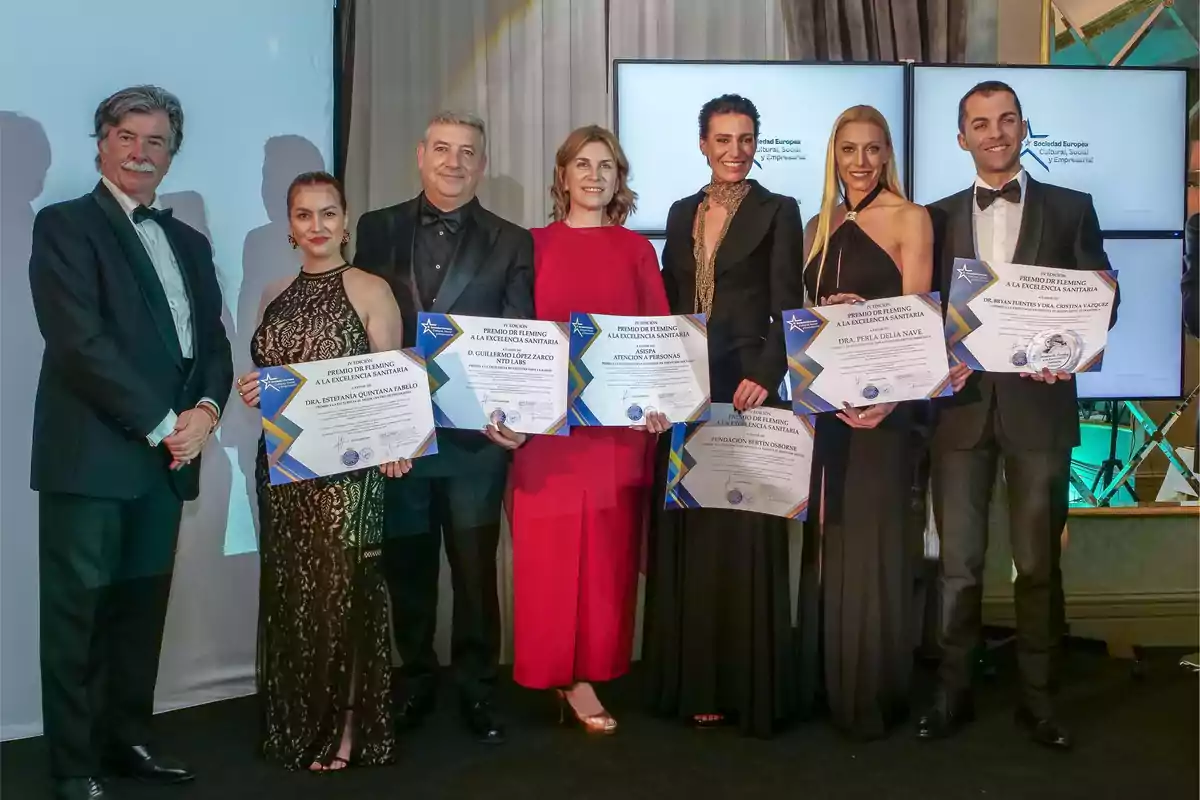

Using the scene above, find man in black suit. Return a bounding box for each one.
[29,86,233,799]
[917,81,1118,751]
[354,111,534,744]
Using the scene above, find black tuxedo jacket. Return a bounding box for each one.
[28,182,233,501]
[353,194,534,472]
[660,179,804,401]
[929,176,1118,451]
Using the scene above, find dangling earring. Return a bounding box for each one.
[287,234,298,249]
[341,231,350,246]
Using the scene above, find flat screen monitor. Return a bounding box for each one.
[1076,237,1184,400]
[911,65,1187,232]
[614,61,908,233]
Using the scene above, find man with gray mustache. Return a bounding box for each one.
[28,85,232,799]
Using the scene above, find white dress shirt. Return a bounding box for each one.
[101,177,217,447]
[972,169,1027,264]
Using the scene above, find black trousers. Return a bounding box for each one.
[382,468,505,705]
[39,474,182,778]
[931,405,1070,719]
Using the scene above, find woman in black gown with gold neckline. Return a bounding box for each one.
[642,94,805,739]
[796,105,934,740]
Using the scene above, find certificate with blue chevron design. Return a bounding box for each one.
[946,258,1117,374]
[259,349,438,485]
[416,313,570,435]
[568,313,711,427]
[664,404,813,519]
[784,293,953,415]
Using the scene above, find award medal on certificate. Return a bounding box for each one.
[1026,329,1083,372]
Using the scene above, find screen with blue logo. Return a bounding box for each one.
[614,61,908,234]
[910,65,1187,231]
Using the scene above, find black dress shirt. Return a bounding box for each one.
[413,195,477,309]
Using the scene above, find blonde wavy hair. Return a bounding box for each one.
[804,105,904,297]
[549,125,637,225]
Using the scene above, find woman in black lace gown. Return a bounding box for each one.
[236,172,409,771]
[796,106,933,739]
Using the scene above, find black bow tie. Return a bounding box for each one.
[975,179,1021,211]
[131,204,173,225]
[419,203,464,235]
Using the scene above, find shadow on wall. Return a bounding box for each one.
[154,190,256,706]
[222,135,327,540]
[0,110,51,738]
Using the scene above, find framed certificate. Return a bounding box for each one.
[568,312,711,427]
[664,404,814,520]
[784,293,953,413]
[416,313,570,435]
[259,349,438,485]
[946,258,1118,373]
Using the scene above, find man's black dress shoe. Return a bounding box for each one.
[394,686,437,732]
[54,777,106,800]
[105,744,194,784]
[462,700,506,744]
[916,693,975,740]
[1015,707,1073,751]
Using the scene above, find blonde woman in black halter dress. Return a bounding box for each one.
[235,172,410,771]
[796,106,934,739]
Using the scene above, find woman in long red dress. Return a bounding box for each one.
[496,125,669,733]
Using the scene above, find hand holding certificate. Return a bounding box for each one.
[417,313,570,435]
[946,258,1118,374]
[259,350,438,485]
[568,312,711,427]
[664,404,814,519]
[784,293,953,414]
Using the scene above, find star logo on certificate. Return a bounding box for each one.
[420,318,441,336]
[956,263,981,284]
[259,374,292,392]
[786,315,805,331]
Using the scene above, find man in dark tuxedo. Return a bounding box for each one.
[354,111,534,744]
[29,86,233,799]
[917,81,1118,751]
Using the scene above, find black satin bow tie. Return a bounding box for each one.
[419,203,464,234]
[975,179,1021,211]
[131,204,173,225]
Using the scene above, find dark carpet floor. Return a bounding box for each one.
[4,644,1196,800]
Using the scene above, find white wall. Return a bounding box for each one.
[0,0,335,739]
